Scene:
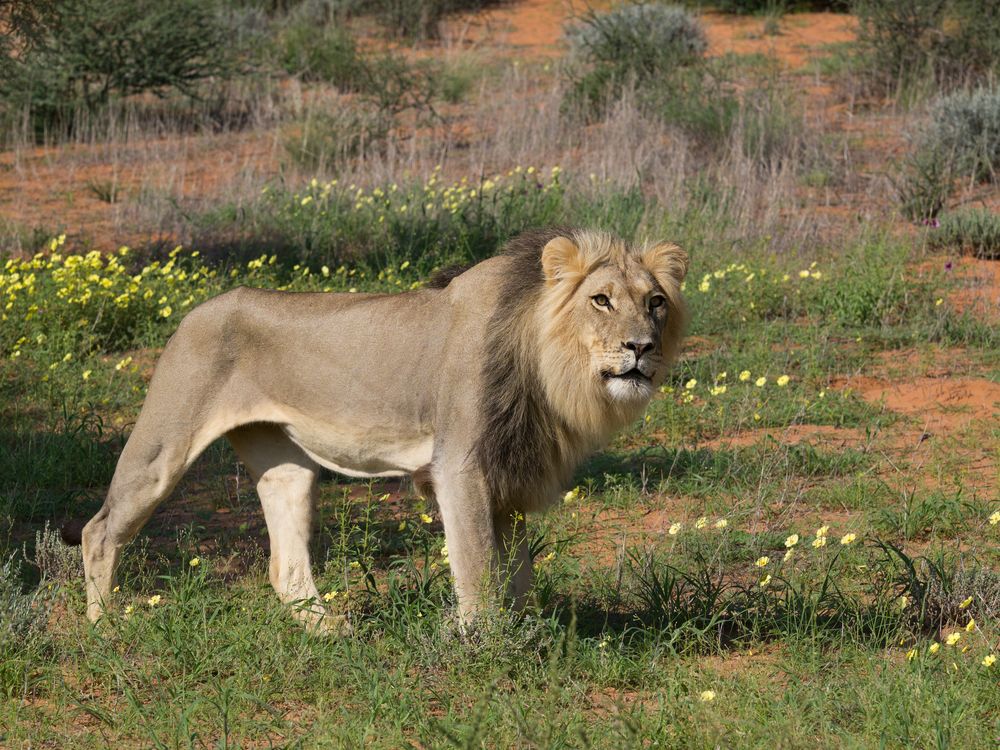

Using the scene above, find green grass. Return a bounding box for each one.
[2,171,999,747]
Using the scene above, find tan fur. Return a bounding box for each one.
[79,228,687,630]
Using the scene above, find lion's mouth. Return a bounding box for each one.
[603,368,650,383]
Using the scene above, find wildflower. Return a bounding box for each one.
[755,556,769,568]
[906,648,917,661]
[965,618,976,632]
[440,544,449,559]
[695,516,708,529]
[783,549,793,562]
[668,523,681,536]
[160,305,172,318]
[323,591,337,602]
[946,632,961,646]
[62,352,72,362]
[983,654,996,667]
[82,370,92,380]
[755,377,767,387]
[776,375,790,387]
[420,513,433,524]
[112,585,120,593]
[784,534,799,548]
[714,518,728,529]
[543,551,555,562]
[564,486,581,503]
[898,595,908,609]
[124,604,134,615]
[959,595,973,609]
[398,521,406,531]
[699,690,716,702]
[147,594,161,607]
[799,270,810,278]
[840,533,857,546]
[935,298,943,306]
[685,378,697,390]
[928,642,940,654]
[739,370,751,381]
[989,510,1000,525]
[815,525,829,537]
[760,574,771,588]
[709,385,727,396]
[189,557,200,567]
[811,537,827,548]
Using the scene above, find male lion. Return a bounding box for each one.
[72,228,687,630]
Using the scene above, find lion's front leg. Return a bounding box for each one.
[433,466,499,626]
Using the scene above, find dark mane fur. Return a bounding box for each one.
[473,227,576,508]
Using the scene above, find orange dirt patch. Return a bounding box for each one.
[703,11,856,69]
[834,376,1000,433]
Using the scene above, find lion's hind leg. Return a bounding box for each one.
[227,424,345,634]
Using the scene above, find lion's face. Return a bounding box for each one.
[572,262,671,404]
[537,233,688,426]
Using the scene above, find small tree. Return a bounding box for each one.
[0,0,236,136]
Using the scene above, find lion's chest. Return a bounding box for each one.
[279,411,434,478]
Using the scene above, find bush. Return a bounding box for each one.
[929,208,1000,258]
[278,18,364,87]
[282,103,390,170]
[563,4,709,122]
[894,146,954,221]
[0,0,238,137]
[852,0,1000,94]
[921,88,1000,182]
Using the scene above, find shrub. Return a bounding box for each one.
[282,103,390,170]
[278,18,364,87]
[563,4,710,122]
[852,0,1000,94]
[0,0,238,137]
[0,554,50,696]
[929,208,1000,258]
[921,88,1000,182]
[894,146,954,221]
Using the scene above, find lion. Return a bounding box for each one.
[70,227,688,631]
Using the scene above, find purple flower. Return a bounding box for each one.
[945,261,953,271]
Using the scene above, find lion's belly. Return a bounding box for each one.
[279,414,433,478]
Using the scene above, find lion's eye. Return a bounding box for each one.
[649,295,666,310]
[592,294,612,309]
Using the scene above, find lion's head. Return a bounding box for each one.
[535,230,688,434]
[475,228,688,510]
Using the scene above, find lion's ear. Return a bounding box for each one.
[641,242,688,287]
[541,236,585,287]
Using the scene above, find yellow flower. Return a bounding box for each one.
[62,352,72,362]
[840,533,857,546]
[709,385,727,396]
[714,518,728,529]
[82,370,92,380]
[738,370,751,381]
[398,521,406,531]
[783,549,794,562]
[799,270,810,278]
[989,510,1000,525]
[124,604,134,615]
[815,525,829,537]
[684,378,697,390]
[755,556,769,568]
[668,522,681,536]
[964,618,976,632]
[349,561,360,569]
[759,574,771,588]
[935,298,943,306]
[811,537,827,548]
[928,642,940,654]
[776,375,790,387]
[698,690,716,702]
[898,595,909,609]
[147,594,161,607]
[563,487,581,503]
[959,595,973,609]
[946,632,961,646]
[906,648,917,661]
[983,654,997,668]
[695,516,708,529]
[784,534,799,548]
[323,591,338,602]
[189,557,200,567]
[755,376,767,387]
[420,513,433,524]
[440,544,449,558]
[160,305,172,318]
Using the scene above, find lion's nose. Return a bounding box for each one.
[624,339,654,357]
